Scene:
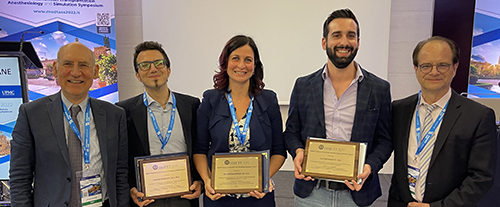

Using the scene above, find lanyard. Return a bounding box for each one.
[226,92,253,146]
[415,91,449,156]
[62,100,91,167]
[143,92,176,153]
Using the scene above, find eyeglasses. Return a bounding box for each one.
[136,59,167,71]
[418,63,452,74]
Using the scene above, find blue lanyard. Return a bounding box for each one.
[62,100,91,167]
[415,91,449,156]
[143,92,176,152]
[226,92,253,146]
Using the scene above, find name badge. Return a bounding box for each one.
[80,174,103,207]
[408,165,420,196]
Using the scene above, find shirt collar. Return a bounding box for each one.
[321,62,364,82]
[61,92,89,112]
[145,89,173,107]
[419,88,452,109]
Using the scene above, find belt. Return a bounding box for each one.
[319,180,349,191]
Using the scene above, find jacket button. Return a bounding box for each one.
[66,177,71,182]
[64,201,69,206]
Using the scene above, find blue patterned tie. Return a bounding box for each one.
[417,104,436,200]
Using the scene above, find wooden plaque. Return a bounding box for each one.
[138,155,192,200]
[302,139,360,181]
[211,153,262,194]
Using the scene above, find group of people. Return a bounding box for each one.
[8,8,497,207]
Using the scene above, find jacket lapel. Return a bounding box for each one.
[131,96,150,154]
[351,69,371,141]
[48,92,71,167]
[311,69,325,130]
[91,98,108,175]
[215,93,231,118]
[429,91,461,168]
[249,93,267,149]
[402,94,419,171]
[174,92,193,155]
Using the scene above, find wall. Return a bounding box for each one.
[115,0,146,100]
[114,0,443,174]
[141,0,392,104]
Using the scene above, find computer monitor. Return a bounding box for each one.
[0,55,25,204]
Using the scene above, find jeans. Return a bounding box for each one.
[294,185,371,207]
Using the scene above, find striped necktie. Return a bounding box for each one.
[417,103,437,200]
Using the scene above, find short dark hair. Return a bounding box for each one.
[213,35,265,96]
[323,8,360,39]
[412,36,460,67]
[133,41,171,73]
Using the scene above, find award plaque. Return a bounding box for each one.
[211,153,262,194]
[136,154,192,200]
[302,138,363,181]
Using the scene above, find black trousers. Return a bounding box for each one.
[102,199,109,207]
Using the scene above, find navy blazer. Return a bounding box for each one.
[284,65,392,206]
[194,89,286,168]
[115,92,201,207]
[10,91,129,207]
[389,91,497,207]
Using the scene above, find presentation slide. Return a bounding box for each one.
[0,57,22,180]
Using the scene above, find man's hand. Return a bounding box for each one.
[130,187,154,207]
[345,164,371,191]
[181,180,202,200]
[294,148,314,181]
[203,178,225,201]
[407,202,430,207]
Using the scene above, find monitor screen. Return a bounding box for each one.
[0,56,23,180]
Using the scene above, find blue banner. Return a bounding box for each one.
[0,86,23,99]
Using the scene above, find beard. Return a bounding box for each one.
[326,45,358,69]
[153,78,168,88]
[139,76,167,89]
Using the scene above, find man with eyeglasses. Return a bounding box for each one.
[116,41,202,207]
[389,36,497,207]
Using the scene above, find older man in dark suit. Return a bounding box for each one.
[284,8,392,207]
[10,42,129,207]
[115,41,202,207]
[389,36,497,207]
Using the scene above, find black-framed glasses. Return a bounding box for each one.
[136,59,167,71]
[418,63,452,74]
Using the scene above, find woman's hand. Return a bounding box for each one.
[180,180,203,200]
[204,178,226,201]
[248,178,274,199]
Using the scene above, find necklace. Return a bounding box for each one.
[232,96,249,103]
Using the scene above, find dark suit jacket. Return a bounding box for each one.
[194,89,286,169]
[284,66,392,206]
[115,92,201,207]
[10,91,129,207]
[389,91,497,207]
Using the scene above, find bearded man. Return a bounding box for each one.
[284,8,393,207]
